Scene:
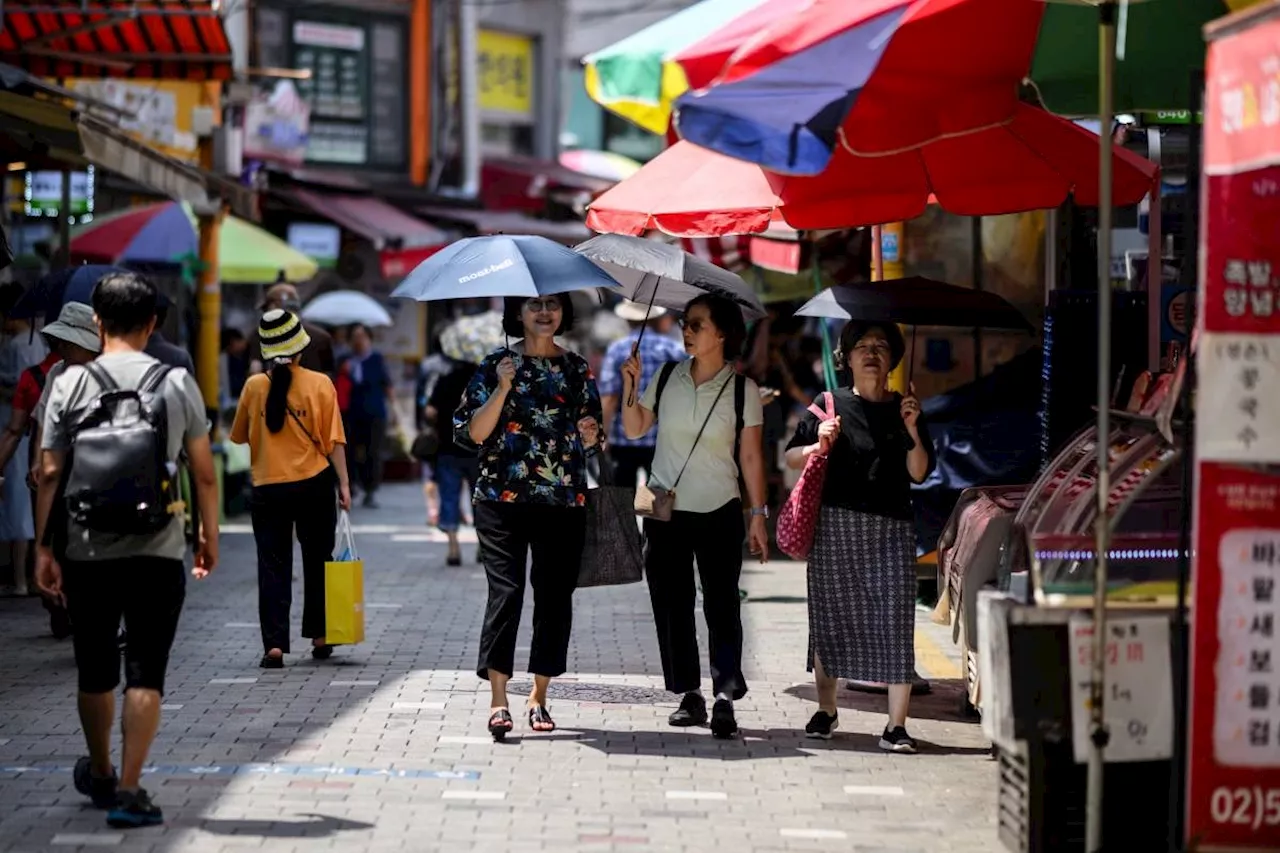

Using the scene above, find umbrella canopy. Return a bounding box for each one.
[582,0,774,136]
[391,235,621,302]
[794,278,1033,331]
[301,291,393,328]
[11,264,126,319]
[439,311,505,365]
[586,105,1157,237]
[674,0,1226,175]
[575,234,765,319]
[559,149,643,182]
[65,202,318,284]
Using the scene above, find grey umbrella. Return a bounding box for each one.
[574,234,766,320]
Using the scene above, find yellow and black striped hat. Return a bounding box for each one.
[259,309,311,362]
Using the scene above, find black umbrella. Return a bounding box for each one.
[795,277,1033,385]
[794,277,1033,331]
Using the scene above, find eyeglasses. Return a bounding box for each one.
[678,318,711,334]
[524,299,563,313]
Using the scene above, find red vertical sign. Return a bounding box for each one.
[1190,5,1280,849]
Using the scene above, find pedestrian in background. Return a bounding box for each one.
[231,310,352,669]
[425,355,478,566]
[0,302,100,604]
[455,294,602,740]
[0,282,46,596]
[784,322,934,752]
[341,324,395,509]
[620,293,770,739]
[596,300,686,490]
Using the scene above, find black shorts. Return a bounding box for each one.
[64,557,186,695]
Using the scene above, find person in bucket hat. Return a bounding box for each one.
[0,302,101,601]
[231,309,350,671]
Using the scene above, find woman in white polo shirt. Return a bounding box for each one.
[620,293,769,739]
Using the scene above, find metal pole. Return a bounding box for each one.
[1086,5,1117,851]
[457,0,481,197]
[972,216,984,380]
[1169,69,1204,853]
[57,168,71,268]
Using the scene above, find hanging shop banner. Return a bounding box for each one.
[477,30,535,118]
[65,79,216,164]
[1189,6,1280,850]
[243,80,311,167]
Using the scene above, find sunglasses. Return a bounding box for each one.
[678,318,713,335]
[524,299,563,313]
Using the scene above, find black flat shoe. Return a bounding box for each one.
[528,704,556,733]
[446,554,462,567]
[668,692,708,727]
[488,708,513,742]
[311,644,334,660]
[710,699,738,740]
[260,652,284,669]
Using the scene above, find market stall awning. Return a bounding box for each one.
[0,89,254,218]
[481,156,613,215]
[418,206,591,246]
[286,189,449,280]
[0,0,233,81]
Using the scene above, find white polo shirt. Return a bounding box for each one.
[641,360,764,514]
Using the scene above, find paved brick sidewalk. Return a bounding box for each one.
[0,483,997,853]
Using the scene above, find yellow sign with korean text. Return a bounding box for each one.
[477,30,534,118]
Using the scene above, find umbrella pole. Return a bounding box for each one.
[627,272,660,407]
[908,326,917,387]
[812,259,838,391]
[1085,4,1118,852]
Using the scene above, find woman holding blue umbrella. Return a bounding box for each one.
[398,234,618,740]
[454,294,603,739]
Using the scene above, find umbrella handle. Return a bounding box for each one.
[908,326,917,386]
[625,274,661,408]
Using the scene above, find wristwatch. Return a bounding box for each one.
[750,506,769,519]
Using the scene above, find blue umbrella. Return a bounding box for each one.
[391,235,620,303]
[11,265,126,319]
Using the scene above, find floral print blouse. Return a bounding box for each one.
[454,349,603,508]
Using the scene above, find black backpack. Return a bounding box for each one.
[63,362,176,535]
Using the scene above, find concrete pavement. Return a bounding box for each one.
[0,483,997,853]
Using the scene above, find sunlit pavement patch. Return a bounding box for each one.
[51,834,122,847]
[1,763,479,780]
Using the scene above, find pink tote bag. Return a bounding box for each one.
[776,392,837,560]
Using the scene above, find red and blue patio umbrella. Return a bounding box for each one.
[673,0,1228,176]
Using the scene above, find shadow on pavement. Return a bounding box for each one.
[784,678,976,723]
[561,725,991,760]
[197,813,374,838]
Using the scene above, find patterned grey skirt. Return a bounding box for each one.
[807,505,916,684]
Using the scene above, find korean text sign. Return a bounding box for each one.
[1190,7,1280,849]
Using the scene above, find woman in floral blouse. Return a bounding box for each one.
[455,294,603,740]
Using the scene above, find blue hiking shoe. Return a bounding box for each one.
[107,789,163,828]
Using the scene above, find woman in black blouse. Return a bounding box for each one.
[454,295,603,740]
[784,321,934,753]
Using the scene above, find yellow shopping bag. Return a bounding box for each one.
[324,511,365,645]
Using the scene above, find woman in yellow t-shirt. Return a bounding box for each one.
[231,310,352,669]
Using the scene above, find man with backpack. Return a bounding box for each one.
[33,272,219,829]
